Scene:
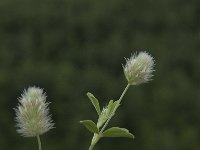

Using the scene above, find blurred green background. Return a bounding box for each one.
[0,0,200,149]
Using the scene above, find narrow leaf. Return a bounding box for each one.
[80,120,99,134]
[87,92,101,115]
[107,100,114,114]
[110,100,120,114]
[102,127,134,139]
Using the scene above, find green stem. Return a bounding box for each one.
[37,135,42,150]
[89,144,95,150]
[88,134,100,150]
[100,83,130,133]
[88,84,131,150]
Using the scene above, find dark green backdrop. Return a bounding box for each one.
[0,0,200,149]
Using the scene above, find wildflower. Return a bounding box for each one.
[15,87,54,137]
[123,51,155,85]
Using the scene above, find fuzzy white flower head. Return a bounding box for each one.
[15,87,54,137]
[123,51,155,85]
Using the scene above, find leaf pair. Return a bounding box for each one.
[80,120,134,139]
[80,92,134,140]
[87,92,120,118]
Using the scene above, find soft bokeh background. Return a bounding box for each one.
[0,0,200,149]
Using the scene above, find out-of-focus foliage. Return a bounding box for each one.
[0,0,200,150]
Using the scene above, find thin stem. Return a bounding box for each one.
[89,144,95,150]
[37,135,42,150]
[100,83,130,133]
[88,134,100,150]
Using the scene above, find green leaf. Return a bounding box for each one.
[107,100,120,117]
[97,100,115,128]
[102,127,134,139]
[110,100,120,114]
[87,92,101,115]
[107,100,114,114]
[80,120,99,134]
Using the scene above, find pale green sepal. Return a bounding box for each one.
[87,92,101,116]
[102,127,134,139]
[80,120,99,134]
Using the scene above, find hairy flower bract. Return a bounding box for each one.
[15,87,54,137]
[123,51,155,85]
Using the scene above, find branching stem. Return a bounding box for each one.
[100,83,130,133]
[88,83,131,150]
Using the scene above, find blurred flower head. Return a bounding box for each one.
[123,51,155,85]
[15,87,54,137]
